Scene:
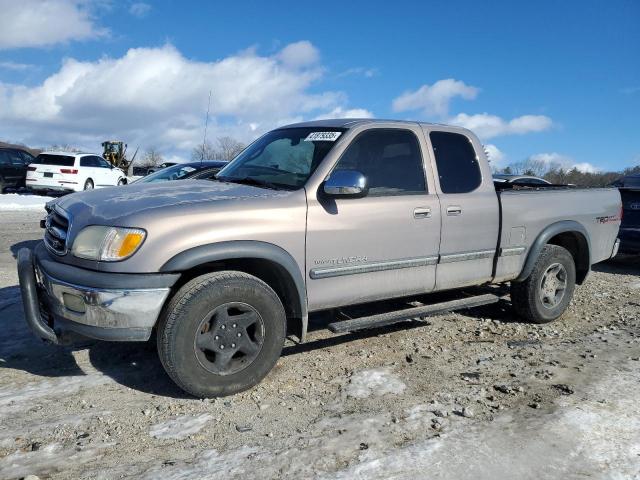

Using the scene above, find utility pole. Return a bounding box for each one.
[202,89,212,164]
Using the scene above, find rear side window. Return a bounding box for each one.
[20,151,34,163]
[96,156,112,168]
[80,157,95,167]
[0,151,9,165]
[33,154,75,167]
[7,151,25,165]
[336,129,426,196]
[430,131,482,194]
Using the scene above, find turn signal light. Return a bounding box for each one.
[60,168,78,174]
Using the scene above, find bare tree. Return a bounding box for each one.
[191,141,217,161]
[215,136,245,161]
[509,158,556,177]
[139,147,164,168]
[45,144,82,153]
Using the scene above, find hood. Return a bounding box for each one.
[55,180,287,225]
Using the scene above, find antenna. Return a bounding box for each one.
[202,89,212,165]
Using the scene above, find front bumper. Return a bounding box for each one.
[17,243,179,343]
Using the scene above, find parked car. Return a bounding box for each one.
[148,161,179,174]
[493,174,551,186]
[26,152,128,193]
[18,119,621,398]
[611,174,640,254]
[132,161,227,184]
[0,147,35,192]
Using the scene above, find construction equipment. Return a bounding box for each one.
[101,141,138,173]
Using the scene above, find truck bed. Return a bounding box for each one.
[494,186,621,282]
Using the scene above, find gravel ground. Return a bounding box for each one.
[1,210,639,479]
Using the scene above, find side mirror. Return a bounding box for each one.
[323,170,368,198]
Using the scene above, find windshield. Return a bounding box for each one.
[135,163,197,183]
[217,127,346,190]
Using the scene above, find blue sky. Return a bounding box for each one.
[0,0,638,171]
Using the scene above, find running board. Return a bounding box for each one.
[327,293,500,334]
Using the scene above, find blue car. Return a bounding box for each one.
[612,174,640,254]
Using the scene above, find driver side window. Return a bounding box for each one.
[334,129,427,196]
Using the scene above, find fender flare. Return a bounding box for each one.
[515,220,591,283]
[160,240,308,341]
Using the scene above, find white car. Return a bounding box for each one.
[26,152,127,193]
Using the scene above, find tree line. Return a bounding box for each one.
[496,158,640,187]
[137,136,246,168]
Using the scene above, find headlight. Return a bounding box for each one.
[71,226,146,261]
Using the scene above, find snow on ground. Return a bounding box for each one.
[0,442,111,479]
[0,193,53,211]
[149,414,213,440]
[344,368,407,398]
[128,361,640,480]
[0,373,112,420]
[324,368,640,480]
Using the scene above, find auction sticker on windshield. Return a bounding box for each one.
[304,132,342,142]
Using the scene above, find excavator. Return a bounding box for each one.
[101,141,139,174]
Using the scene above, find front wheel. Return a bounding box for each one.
[83,178,94,190]
[157,271,286,397]
[117,178,126,186]
[510,244,576,324]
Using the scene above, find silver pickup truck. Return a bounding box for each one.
[18,119,621,397]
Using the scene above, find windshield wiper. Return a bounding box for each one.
[217,176,285,190]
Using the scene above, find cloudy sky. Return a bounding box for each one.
[0,0,638,171]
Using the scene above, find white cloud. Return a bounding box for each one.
[0,42,368,156]
[528,153,598,173]
[0,61,34,71]
[314,106,374,120]
[0,0,107,50]
[129,2,151,18]
[484,144,505,167]
[276,41,320,69]
[448,113,553,140]
[392,79,479,116]
[337,67,379,78]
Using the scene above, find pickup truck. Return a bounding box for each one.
[17,119,621,397]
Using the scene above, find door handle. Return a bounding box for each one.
[413,207,432,219]
[446,205,462,216]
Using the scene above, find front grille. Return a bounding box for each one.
[44,207,70,255]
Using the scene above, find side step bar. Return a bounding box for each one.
[327,293,500,334]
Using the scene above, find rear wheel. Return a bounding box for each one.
[157,271,286,397]
[511,245,576,323]
[83,178,94,190]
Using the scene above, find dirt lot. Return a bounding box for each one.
[1,209,639,479]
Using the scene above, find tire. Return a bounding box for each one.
[83,178,94,190]
[157,271,286,398]
[511,245,576,324]
[0,177,5,193]
[117,178,126,186]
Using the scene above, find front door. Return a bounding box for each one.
[305,127,441,311]
[426,129,499,289]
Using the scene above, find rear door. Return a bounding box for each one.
[305,126,441,311]
[425,129,499,290]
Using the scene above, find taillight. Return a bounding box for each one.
[60,168,78,174]
[620,204,624,221]
[27,166,37,171]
